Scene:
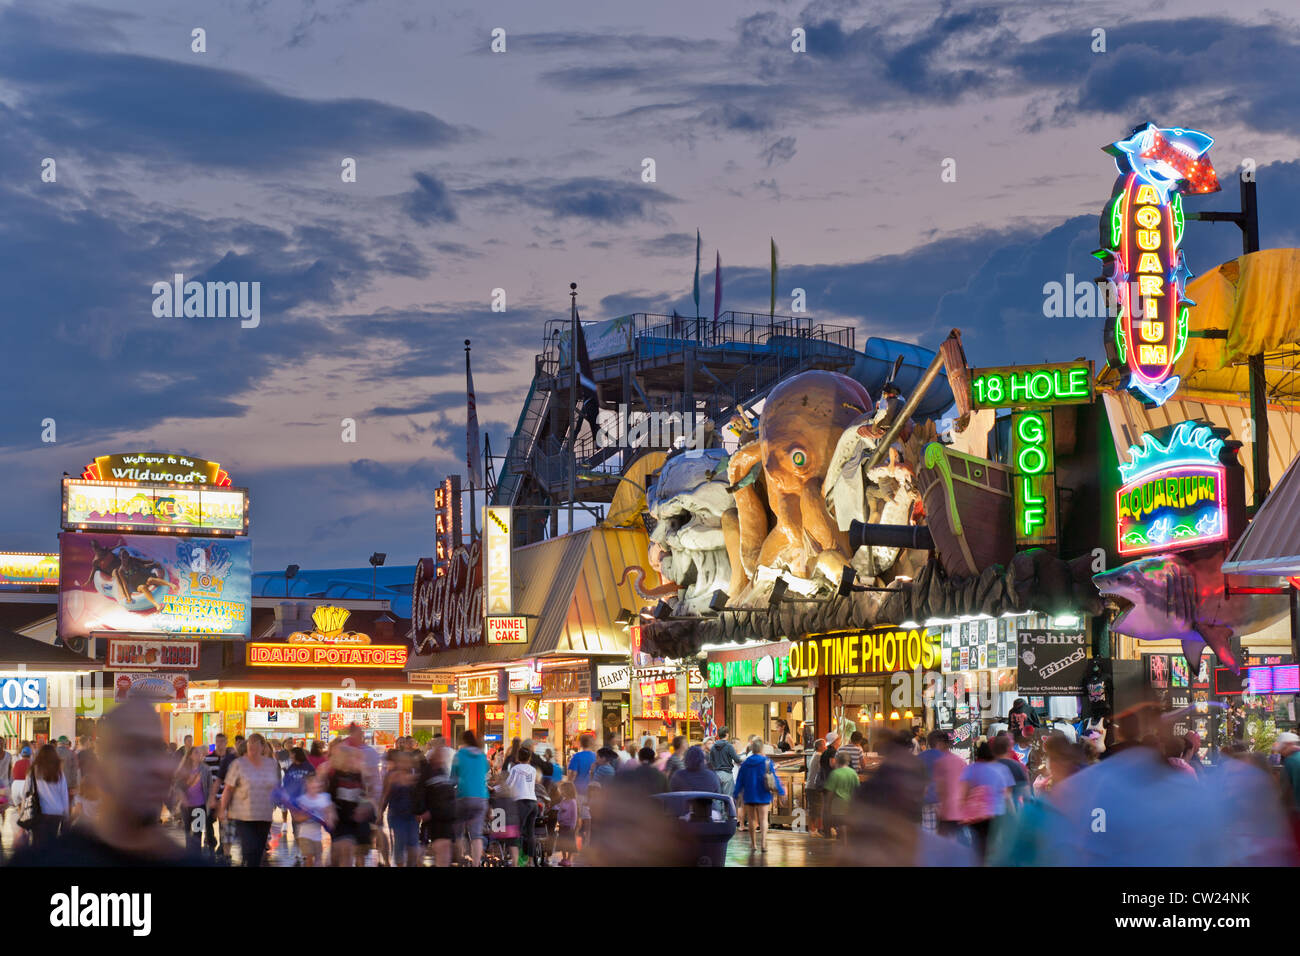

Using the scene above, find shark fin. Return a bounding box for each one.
[1199,624,1240,673]
[1181,635,1207,673]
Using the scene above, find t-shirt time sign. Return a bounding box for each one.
[1017,629,1088,695]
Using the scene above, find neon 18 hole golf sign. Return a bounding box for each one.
[1116,421,1230,556]
[1097,124,1220,407]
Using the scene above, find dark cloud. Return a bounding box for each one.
[404,172,459,225]
[0,6,464,171]
[462,177,680,224]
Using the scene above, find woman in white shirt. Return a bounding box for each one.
[504,744,539,865]
[28,744,70,847]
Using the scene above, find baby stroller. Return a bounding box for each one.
[483,787,519,867]
[532,786,557,867]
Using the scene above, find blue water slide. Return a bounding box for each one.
[763,335,955,419]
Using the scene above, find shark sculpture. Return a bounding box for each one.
[1092,549,1287,673]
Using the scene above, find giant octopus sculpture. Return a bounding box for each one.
[724,370,874,602]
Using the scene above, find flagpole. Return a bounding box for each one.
[569,282,578,535]
[466,339,477,541]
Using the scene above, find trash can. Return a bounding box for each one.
[651,791,738,867]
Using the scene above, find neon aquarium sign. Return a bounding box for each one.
[1116,421,1230,555]
[1097,124,1219,407]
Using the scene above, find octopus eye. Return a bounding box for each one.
[791,449,807,468]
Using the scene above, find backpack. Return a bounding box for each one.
[806,756,826,792]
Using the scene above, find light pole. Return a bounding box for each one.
[284,564,299,597]
[369,552,386,599]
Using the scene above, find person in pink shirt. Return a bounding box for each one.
[919,730,966,837]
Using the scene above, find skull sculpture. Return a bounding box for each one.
[646,448,733,614]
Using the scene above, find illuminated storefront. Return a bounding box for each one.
[704,641,810,747]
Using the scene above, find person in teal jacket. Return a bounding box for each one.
[450,731,490,866]
[732,741,785,852]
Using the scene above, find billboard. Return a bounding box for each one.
[58,532,252,639]
[63,478,248,536]
[0,552,59,588]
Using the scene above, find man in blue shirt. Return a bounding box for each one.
[566,734,597,838]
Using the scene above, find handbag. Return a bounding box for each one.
[17,774,42,831]
[764,761,780,795]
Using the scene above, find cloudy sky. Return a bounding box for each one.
[3,0,1299,570]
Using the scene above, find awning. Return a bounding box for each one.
[407,526,659,669]
[1223,450,1300,576]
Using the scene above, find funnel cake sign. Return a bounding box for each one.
[411,540,484,654]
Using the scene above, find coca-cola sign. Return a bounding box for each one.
[412,540,484,654]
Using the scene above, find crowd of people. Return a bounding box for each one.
[796,701,1300,865]
[3,698,1299,867]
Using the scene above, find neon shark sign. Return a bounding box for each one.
[1097,124,1220,407]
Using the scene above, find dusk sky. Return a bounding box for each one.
[4,0,1300,570]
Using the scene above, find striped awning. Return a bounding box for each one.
[1223,450,1300,576]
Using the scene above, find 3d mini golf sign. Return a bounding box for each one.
[1097,124,1220,407]
[1116,421,1230,555]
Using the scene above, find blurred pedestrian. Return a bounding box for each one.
[707,728,742,795]
[664,736,687,777]
[451,730,489,866]
[9,700,209,865]
[733,739,784,852]
[669,745,719,792]
[989,734,1086,866]
[172,745,214,857]
[805,738,827,835]
[218,733,279,867]
[990,735,1031,808]
[24,744,69,848]
[292,772,334,867]
[824,751,857,842]
[381,751,423,867]
[422,748,456,867]
[919,730,964,837]
[553,780,579,866]
[504,741,539,865]
[958,741,1014,861]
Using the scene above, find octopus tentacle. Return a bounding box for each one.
[617,565,680,600]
